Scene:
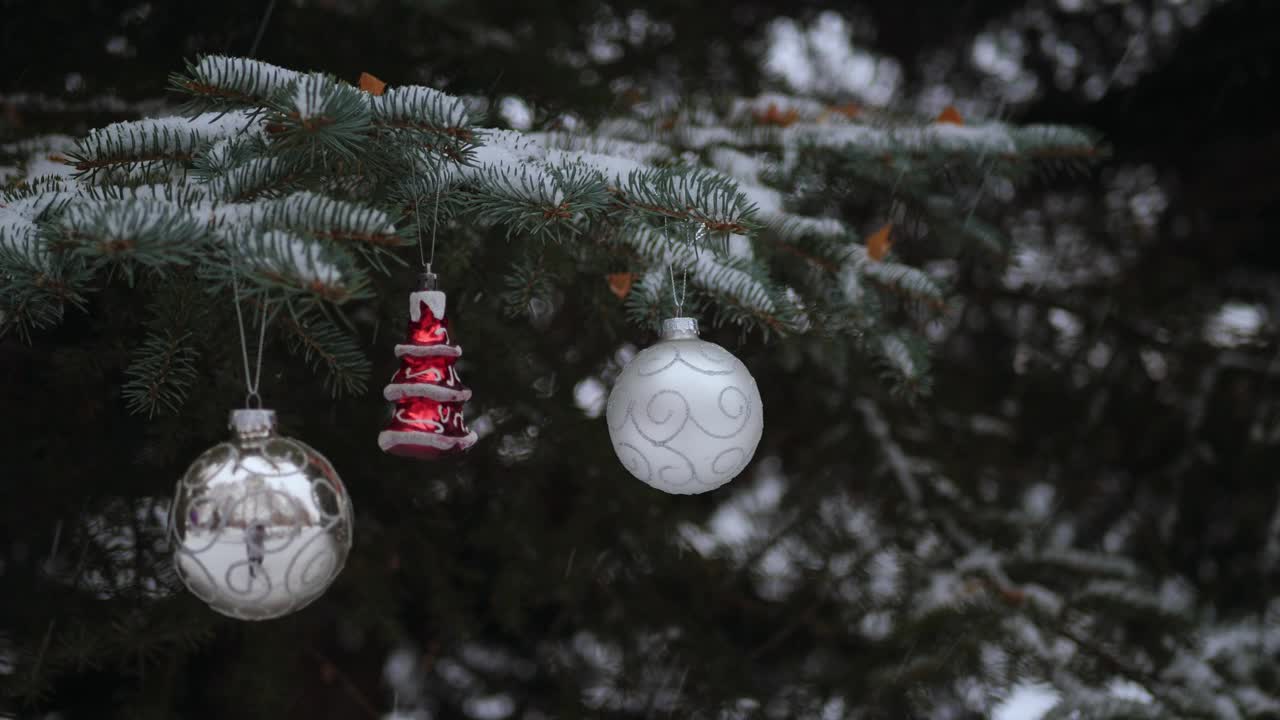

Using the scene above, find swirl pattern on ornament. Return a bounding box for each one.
[634,343,736,377]
[170,437,351,620]
[606,337,762,493]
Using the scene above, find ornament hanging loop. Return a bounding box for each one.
[231,271,270,411]
[668,263,687,318]
[416,166,443,272]
[668,222,706,318]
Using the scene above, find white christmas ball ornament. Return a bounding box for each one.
[607,317,763,494]
[169,409,353,620]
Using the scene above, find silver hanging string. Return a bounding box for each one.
[416,168,443,272]
[231,276,270,409]
[246,0,278,58]
[661,217,689,318]
[668,262,688,317]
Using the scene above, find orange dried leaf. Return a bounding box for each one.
[359,72,386,96]
[866,222,894,261]
[936,105,964,125]
[999,586,1027,605]
[753,103,800,127]
[607,273,634,299]
[827,102,861,119]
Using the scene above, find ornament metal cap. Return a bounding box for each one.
[660,317,699,340]
[229,408,277,439]
[417,270,438,290]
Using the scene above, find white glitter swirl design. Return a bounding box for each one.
[169,436,353,621]
[606,336,763,494]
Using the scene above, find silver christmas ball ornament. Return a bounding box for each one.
[607,317,764,494]
[169,409,353,620]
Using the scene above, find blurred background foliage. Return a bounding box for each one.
[2,0,1279,718]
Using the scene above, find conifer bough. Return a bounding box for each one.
[0,55,1097,413]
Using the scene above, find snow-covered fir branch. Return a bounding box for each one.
[2,54,1095,401]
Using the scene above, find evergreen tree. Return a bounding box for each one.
[2,1,1278,718]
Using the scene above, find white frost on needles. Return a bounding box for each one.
[243,229,342,286]
[879,334,919,380]
[842,245,943,304]
[208,192,397,248]
[779,122,1017,168]
[708,147,846,239]
[623,225,776,315]
[529,132,670,165]
[269,191,396,237]
[708,148,766,184]
[373,85,470,130]
[75,111,260,166]
[191,56,301,100]
[3,191,74,220]
[465,130,563,208]
[729,93,829,123]
[59,198,199,243]
[0,208,41,259]
[545,149,644,186]
[292,73,330,121]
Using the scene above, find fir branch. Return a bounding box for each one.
[465,160,609,238]
[617,225,804,336]
[371,85,472,141]
[121,330,199,417]
[852,249,945,307]
[265,192,403,246]
[56,199,209,283]
[209,156,297,201]
[78,182,211,207]
[265,73,372,162]
[215,227,370,304]
[65,113,257,180]
[529,131,671,164]
[0,233,92,339]
[615,166,758,235]
[279,304,370,396]
[500,249,555,319]
[876,331,932,397]
[170,55,301,110]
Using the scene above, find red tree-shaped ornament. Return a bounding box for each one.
[378,274,478,459]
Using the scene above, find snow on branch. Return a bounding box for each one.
[258,192,401,246]
[267,73,371,160]
[1031,548,1138,579]
[208,157,293,202]
[618,167,757,234]
[776,121,1095,171]
[173,55,301,107]
[79,182,211,206]
[2,189,74,222]
[729,93,832,124]
[842,244,944,305]
[460,127,758,237]
[706,147,845,240]
[240,229,342,285]
[372,85,471,138]
[219,227,368,304]
[0,207,42,262]
[879,333,927,383]
[1073,580,1190,621]
[67,112,259,178]
[778,123,1020,169]
[620,224,785,324]
[529,132,671,165]
[57,198,209,279]
[466,160,608,236]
